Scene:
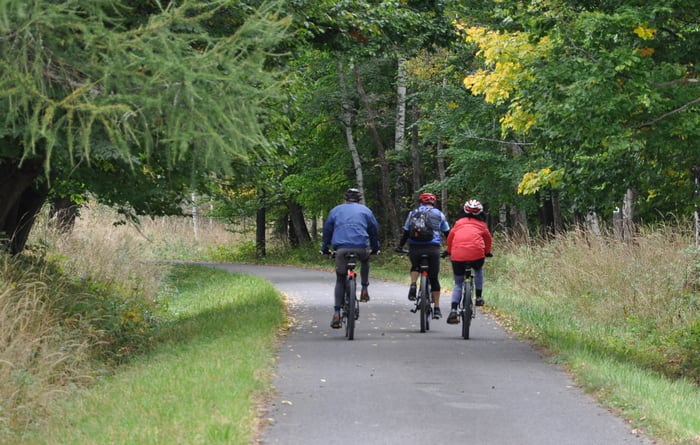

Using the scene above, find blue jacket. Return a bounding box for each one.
[322,202,380,251]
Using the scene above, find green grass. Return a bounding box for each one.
[569,350,700,444]
[489,285,700,444]
[19,264,285,445]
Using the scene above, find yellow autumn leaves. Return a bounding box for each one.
[517,167,565,195]
[457,24,552,134]
[457,22,658,134]
[458,22,657,193]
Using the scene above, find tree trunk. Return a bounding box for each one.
[0,155,48,254]
[256,190,266,258]
[49,196,79,233]
[537,191,555,237]
[613,207,623,241]
[436,137,448,221]
[436,76,449,221]
[393,58,409,236]
[552,189,562,234]
[288,201,311,245]
[410,102,422,193]
[353,64,399,231]
[337,59,365,195]
[622,188,636,243]
[498,203,508,233]
[394,57,407,153]
[585,210,602,237]
[191,191,199,241]
[510,207,529,242]
[694,165,699,247]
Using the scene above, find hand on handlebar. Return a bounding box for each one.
[486,252,493,258]
[440,250,450,258]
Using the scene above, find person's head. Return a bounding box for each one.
[344,188,362,202]
[419,192,437,205]
[463,199,483,216]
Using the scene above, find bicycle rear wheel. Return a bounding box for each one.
[461,280,472,340]
[419,275,430,333]
[345,276,356,340]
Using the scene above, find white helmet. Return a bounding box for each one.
[464,199,483,215]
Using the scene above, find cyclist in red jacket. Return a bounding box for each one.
[445,199,492,324]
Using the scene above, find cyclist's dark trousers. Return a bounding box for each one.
[334,247,370,309]
[408,244,441,292]
[450,258,485,304]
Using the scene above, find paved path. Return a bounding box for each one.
[208,263,653,445]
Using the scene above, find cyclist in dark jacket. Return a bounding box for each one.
[395,192,450,319]
[321,188,380,329]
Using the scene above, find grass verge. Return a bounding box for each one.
[19,264,286,445]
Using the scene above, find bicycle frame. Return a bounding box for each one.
[396,249,434,333]
[460,269,476,339]
[342,252,358,340]
[415,254,432,333]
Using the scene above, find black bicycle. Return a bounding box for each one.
[460,268,476,339]
[415,253,433,333]
[334,251,359,340]
[396,249,433,333]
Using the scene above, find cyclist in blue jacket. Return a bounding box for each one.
[321,188,381,329]
[395,192,450,319]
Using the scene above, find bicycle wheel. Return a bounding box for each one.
[461,279,472,340]
[425,281,432,331]
[419,275,430,333]
[345,276,356,340]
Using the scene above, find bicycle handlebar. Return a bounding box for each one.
[320,250,381,258]
[394,248,493,260]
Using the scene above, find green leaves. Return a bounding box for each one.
[459,0,700,217]
[1,0,289,173]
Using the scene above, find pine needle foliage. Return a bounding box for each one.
[0,0,289,174]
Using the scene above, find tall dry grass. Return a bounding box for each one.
[1,202,245,441]
[493,223,700,381]
[0,256,93,435]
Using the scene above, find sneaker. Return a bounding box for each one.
[408,283,417,301]
[360,288,370,302]
[433,307,442,319]
[446,309,459,324]
[475,297,484,307]
[330,312,341,329]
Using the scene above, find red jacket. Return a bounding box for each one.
[446,216,492,261]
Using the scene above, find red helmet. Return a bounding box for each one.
[419,192,436,205]
[464,199,483,215]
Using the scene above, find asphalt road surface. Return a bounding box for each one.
[208,263,654,445]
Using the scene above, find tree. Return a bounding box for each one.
[0,0,288,254]
[457,1,700,225]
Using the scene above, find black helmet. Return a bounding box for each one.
[344,188,362,202]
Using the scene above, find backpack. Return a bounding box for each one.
[408,208,440,242]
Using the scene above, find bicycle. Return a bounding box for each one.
[395,249,433,333]
[330,251,359,340]
[459,268,476,340]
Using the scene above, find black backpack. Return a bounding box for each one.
[408,208,440,242]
